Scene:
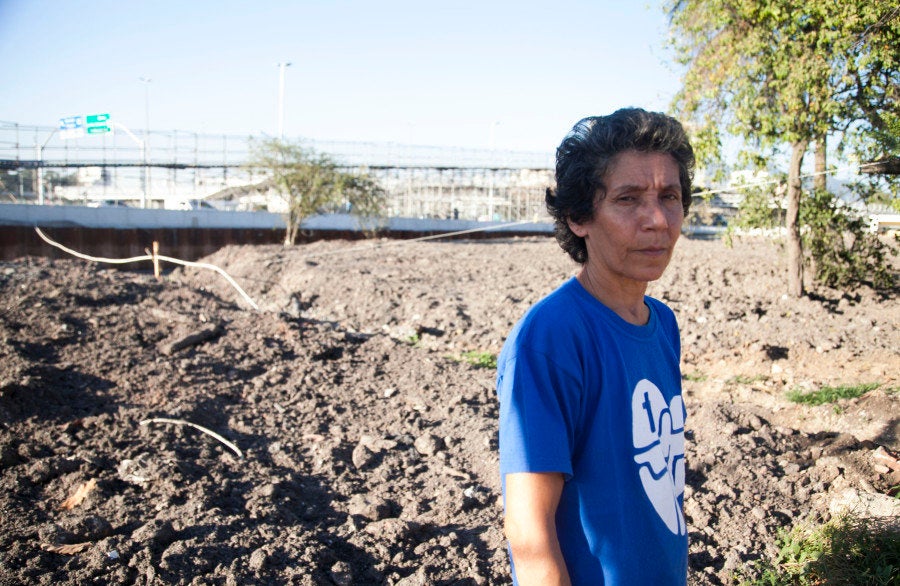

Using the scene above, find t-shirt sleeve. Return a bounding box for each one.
[651,298,682,360]
[498,344,581,480]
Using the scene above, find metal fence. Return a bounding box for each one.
[0,121,554,222]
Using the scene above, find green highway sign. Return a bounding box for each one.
[86,113,110,125]
[82,113,112,134]
[59,113,112,138]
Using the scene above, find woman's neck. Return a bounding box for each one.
[576,267,649,325]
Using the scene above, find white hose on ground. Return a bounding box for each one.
[33,227,259,311]
[139,417,243,459]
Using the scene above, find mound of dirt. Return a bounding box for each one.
[0,235,897,585]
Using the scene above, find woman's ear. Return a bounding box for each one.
[567,218,588,238]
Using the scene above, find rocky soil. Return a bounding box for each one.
[0,234,897,585]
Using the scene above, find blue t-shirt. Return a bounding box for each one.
[498,277,687,585]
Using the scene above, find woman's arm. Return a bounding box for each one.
[504,472,571,586]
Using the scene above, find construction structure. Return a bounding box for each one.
[0,121,554,223]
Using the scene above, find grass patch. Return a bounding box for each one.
[737,514,900,586]
[447,350,498,369]
[727,374,768,385]
[786,382,880,406]
[461,350,498,369]
[683,371,708,382]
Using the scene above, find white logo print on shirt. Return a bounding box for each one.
[631,379,687,535]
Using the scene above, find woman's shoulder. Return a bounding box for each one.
[509,279,587,344]
[645,296,678,325]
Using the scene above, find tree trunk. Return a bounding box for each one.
[285,208,299,246]
[786,140,808,298]
[814,137,826,192]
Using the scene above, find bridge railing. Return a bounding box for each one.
[0,121,555,222]
[1,121,554,168]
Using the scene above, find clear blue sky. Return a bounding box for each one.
[0,0,681,153]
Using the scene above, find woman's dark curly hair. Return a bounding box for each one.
[545,108,695,264]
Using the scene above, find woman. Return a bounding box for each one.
[498,107,695,585]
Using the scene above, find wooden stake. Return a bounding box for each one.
[152,241,160,279]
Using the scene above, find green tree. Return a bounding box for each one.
[666,0,899,296]
[247,138,386,245]
[801,186,895,289]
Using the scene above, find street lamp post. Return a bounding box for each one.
[277,62,291,140]
[35,128,59,205]
[139,76,151,207]
[488,120,500,221]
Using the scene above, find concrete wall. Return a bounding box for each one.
[0,203,554,262]
[0,203,553,233]
[0,203,285,230]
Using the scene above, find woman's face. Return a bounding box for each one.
[567,150,683,288]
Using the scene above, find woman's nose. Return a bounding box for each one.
[641,199,670,229]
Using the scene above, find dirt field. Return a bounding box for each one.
[1,234,897,585]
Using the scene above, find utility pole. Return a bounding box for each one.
[277,62,292,140]
[139,76,152,207]
[35,129,59,205]
[488,120,500,221]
